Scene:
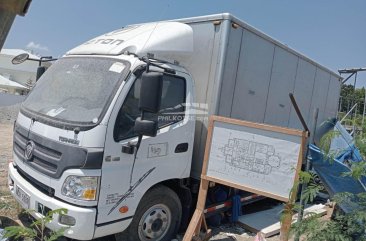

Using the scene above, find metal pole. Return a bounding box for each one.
[350,73,357,120]
[341,103,358,123]
[294,108,319,241]
[353,73,358,137]
[362,88,366,134]
[354,104,357,138]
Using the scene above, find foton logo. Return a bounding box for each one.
[24,141,35,161]
[59,136,80,145]
[83,38,124,46]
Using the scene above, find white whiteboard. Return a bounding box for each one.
[204,117,304,202]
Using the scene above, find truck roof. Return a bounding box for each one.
[66,22,193,57]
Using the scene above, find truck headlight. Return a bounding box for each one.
[61,176,99,201]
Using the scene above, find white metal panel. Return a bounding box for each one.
[231,30,275,123]
[182,21,219,179]
[218,26,243,117]
[264,47,298,127]
[192,22,224,179]
[288,59,317,129]
[309,68,331,124]
[325,76,341,118]
[183,22,215,110]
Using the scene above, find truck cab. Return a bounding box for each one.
[8,22,196,240]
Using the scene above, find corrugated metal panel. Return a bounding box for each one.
[231,29,275,123]
[264,47,298,127]
[288,59,317,129]
[310,68,331,124]
[218,25,243,117]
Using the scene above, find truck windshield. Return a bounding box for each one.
[22,57,129,125]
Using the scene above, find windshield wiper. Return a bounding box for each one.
[124,52,176,74]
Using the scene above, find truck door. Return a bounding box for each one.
[97,71,194,226]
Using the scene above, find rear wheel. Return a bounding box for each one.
[117,185,182,241]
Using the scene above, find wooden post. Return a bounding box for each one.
[183,178,211,241]
[279,202,294,241]
[279,132,307,241]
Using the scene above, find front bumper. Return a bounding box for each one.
[8,163,97,240]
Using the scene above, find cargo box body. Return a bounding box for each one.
[168,14,341,178]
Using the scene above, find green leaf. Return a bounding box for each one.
[301,183,323,204]
[3,226,37,239]
[45,227,68,241]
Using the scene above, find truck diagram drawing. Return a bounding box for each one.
[220,137,281,175]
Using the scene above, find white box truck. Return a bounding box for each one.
[8,13,341,240]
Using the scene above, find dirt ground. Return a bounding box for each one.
[0,123,287,241]
[0,123,21,220]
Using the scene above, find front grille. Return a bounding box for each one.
[12,124,102,179]
[36,144,61,159]
[13,128,62,175]
[17,166,55,197]
[33,157,57,172]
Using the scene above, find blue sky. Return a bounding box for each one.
[4,0,366,86]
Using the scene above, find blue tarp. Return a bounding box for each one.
[310,144,366,213]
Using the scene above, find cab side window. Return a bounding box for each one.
[114,74,186,141]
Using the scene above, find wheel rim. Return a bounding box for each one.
[138,204,171,241]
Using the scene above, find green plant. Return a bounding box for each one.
[290,130,366,240]
[292,191,366,241]
[3,208,68,241]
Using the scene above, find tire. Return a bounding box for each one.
[116,185,182,241]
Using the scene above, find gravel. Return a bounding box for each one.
[0,104,20,124]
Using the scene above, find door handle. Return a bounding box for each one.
[175,143,188,153]
[122,144,135,154]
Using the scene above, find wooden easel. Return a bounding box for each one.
[183,116,307,241]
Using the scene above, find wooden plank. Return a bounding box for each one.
[238,204,327,238]
[211,115,305,137]
[183,179,210,241]
[183,210,203,241]
[292,133,308,185]
[280,132,306,241]
[201,116,215,175]
[202,175,289,202]
[196,178,210,210]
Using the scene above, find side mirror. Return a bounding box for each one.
[139,72,163,113]
[134,117,158,137]
[12,53,29,65]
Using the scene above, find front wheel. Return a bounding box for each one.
[116,185,182,241]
